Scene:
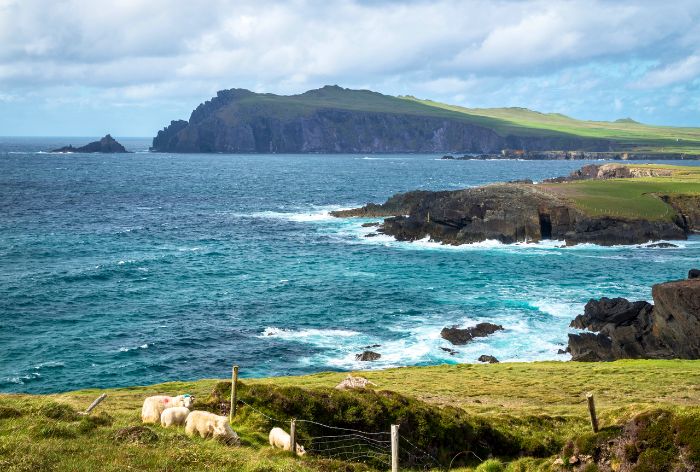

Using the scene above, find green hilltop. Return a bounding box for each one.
[401,95,700,153]
[153,85,700,154]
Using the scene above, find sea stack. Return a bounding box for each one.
[51,134,129,153]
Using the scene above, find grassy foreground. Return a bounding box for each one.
[1,360,699,471]
[540,164,700,220]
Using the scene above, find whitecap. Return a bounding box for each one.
[119,343,150,353]
[261,326,359,339]
[527,300,579,319]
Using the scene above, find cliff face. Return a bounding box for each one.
[568,275,700,361]
[150,87,608,153]
[332,184,687,246]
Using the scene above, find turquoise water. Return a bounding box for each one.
[1,137,699,393]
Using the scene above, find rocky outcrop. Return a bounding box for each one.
[544,163,676,183]
[331,191,437,218]
[150,86,612,153]
[338,183,686,246]
[441,323,504,345]
[477,355,500,363]
[51,135,128,153]
[661,194,700,232]
[568,274,700,361]
[355,351,381,361]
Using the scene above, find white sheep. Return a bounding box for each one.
[160,406,191,427]
[269,426,306,455]
[185,410,240,444]
[141,394,194,424]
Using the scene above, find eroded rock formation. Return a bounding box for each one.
[568,273,700,361]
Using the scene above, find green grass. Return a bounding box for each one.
[402,96,700,153]
[2,360,700,471]
[540,164,700,219]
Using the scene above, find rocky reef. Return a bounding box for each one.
[568,271,700,361]
[441,323,504,345]
[51,135,128,153]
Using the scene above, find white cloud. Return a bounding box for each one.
[633,54,700,88]
[0,0,699,133]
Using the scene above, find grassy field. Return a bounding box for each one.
[402,96,700,153]
[539,164,700,220]
[2,360,699,471]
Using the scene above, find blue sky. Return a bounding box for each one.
[1,0,699,136]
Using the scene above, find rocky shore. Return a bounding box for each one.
[331,164,695,246]
[50,134,128,153]
[568,271,700,361]
[442,150,700,160]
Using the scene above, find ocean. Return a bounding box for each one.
[1,136,698,393]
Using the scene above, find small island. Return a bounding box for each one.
[50,134,129,153]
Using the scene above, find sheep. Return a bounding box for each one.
[269,426,306,455]
[160,406,190,427]
[185,410,240,445]
[141,394,194,424]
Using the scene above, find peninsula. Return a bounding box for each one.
[151,86,700,155]
[332,163,700,246]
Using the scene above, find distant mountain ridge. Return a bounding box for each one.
[151,86,700,154]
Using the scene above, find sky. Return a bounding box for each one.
[0,0,699,137]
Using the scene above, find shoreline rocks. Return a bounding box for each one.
[477,355,499,363]
[332,164,692,246]
[441,323,504,345]
[51,134,129,153]
[568,272,700,361]
[355,351,381,361]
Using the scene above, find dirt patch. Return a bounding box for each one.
[113,426,159,444]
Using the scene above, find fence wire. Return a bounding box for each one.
[234,397,498,470]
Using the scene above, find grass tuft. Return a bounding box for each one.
[40,402,79,421]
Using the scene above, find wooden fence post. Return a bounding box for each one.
[391,424,399,472]
[290,419,297,456]
[587,393,599,433]
[230,365,239,422]
[80,393,107,415]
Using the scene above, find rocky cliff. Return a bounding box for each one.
[151,86,609,153]
[51,135,128,153]
[568,272,700,361]
[332,183,687,246]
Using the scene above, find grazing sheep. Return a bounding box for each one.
[141,394,194,424]
[269,426,306,455]
[185,410,240,444]
[160,406,190,427]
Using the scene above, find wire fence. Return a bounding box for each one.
[234,397,445,470]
